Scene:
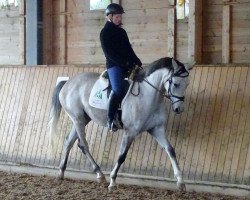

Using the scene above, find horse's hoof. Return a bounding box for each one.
[54,176,63,184]
[108,185,117,192]
[56,175,63,181]
[56,171,64,182]
[177,182,186,192]
[97,176,107,184]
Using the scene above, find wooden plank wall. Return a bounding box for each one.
[176,20,188,62]
[0,6,23,65]
[52,0,250,65]
[59,0,171,65]
[66,0,105,64]
[231,1,250,63]
[0,65,249,187]
[203,0,250,64]
[202,0,223,64]
[1,1,250,65]
[122,0,170,63]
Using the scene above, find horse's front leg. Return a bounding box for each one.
[108,132,135,191]
[57,126,78,180]
[149,125,186,191]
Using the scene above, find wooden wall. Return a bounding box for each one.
[202,0,250,64]
[0,65,249,188]
[45,0,250,65]
[202,0,222,64]
[67,0,106,64]
[1,0,250,65]
[176,20,188,62]
[45,0,171,65]
[0,5,24,65]
[231,1,250,63]
[122,0,169,63]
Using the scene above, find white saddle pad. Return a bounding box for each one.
[89,78,109,110]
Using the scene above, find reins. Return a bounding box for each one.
[130,66,189,104]
[142,78,170,99]
[130,77,169,98]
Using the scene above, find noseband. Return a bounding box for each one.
[167,67,189,104]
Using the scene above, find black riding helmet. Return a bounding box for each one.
[105,3,125,16]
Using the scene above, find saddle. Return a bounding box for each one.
[89,71,131,128]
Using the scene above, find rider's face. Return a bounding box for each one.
[112,14,122,26]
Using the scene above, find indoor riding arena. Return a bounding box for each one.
[0,0,249,199]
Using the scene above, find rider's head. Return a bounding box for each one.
[105,3,124,26]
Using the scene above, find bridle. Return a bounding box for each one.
[166,66,189,104]
[138,66,189,105]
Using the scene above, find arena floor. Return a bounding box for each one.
[0,171,249,200]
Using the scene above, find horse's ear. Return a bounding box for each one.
[185,61,195,71]
[172,58,179,71]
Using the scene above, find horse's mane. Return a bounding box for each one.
[145,57,173,76]
[136,57,174,81]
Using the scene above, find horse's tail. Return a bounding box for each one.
[48,81,67,156]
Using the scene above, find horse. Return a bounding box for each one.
[48,57,192,191]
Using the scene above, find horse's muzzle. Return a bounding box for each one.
[174,107,183,114]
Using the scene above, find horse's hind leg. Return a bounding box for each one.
[108,132,135,191]
[149,126,186,191]
[73,120,107,184]
[57,126,78,180]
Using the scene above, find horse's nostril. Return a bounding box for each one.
[174,108,179,113]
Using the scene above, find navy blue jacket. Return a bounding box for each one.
[100,21,142,69]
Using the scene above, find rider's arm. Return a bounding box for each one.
[122,30,142,67]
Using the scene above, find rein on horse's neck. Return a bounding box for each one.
[142,68,172,99]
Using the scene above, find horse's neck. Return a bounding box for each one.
[140,68,170,101]
[145,68,170,89]
[122,69,170,125]
[123,68,171,107]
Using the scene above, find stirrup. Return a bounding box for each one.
[108,121,118,132]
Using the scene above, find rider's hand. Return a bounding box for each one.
[129,65,141,81]
[135,60,142,68]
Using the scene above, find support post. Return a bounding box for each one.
[222,0,231,63]
[43,0,53,64]
[19,0,26,64]
[59,0,67,64]
[167,0,176,58]
[188,0,202,64]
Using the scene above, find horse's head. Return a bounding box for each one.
[163,58,192,114]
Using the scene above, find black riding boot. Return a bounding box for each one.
[107,91,119,132]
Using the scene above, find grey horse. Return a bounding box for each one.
[48,57,192,191]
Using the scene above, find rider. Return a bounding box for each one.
[100,3,142,132]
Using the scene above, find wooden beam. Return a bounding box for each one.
[167,0,176,58]
[59,0,67,64]
[43,0,53,64]
[188,0,202,64]
[222,1,231,63]
[19,0,25,65]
